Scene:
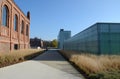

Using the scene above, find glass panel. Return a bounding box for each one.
[110,24,120,32]
[100,24,109,32]
[14,15,18,31]
[100,40,110,54]
[63,24,98,54]
[2,5,8,26]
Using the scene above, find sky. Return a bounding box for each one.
[14,0,120,40]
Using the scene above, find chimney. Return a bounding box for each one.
[27,11,30,20]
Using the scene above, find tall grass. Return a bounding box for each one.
[59,50,120,79]
[0,49,44,68]
[71,54,120,74]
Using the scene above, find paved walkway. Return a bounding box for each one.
[0,50,84,79]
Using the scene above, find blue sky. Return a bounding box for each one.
[14,0,120,40]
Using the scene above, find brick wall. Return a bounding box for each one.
[0,0,30,52]
[0,42,10,53]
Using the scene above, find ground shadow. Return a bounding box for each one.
[32,50,83,78]
[32,50,66,61]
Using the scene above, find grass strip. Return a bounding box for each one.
[0,49,44,68]
[58,50,120,79]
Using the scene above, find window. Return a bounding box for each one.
[14,14,18,31]
[26,25,29,36]
[14,44,18,50]
[2,5,9,27]
[21,21,24,34]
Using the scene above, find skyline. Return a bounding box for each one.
[14,0,120,40]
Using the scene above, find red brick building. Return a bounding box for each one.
[30,37,43,48]
[0,0,30,52]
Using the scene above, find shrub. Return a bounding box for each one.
[0,49,44,68]
[89,71,120,79]
[58,50,120,79]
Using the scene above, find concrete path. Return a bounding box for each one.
[0,50,84,79]
[33,50,84,78]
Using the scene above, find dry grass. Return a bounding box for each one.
[70,54,120,74]
[0,49,44,68]
[59,50,120,79]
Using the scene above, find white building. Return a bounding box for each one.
[58,29,71,49]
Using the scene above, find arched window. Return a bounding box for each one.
[2,5,9,27]
[26,25,29,36]
[14,14,18,31]
[21,21,24,34]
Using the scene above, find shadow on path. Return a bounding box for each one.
[32,49,85,78]
[33,50,66,61]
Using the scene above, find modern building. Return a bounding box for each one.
[64,23,120,55]
[0,0,30,52]
[58,29,71,49]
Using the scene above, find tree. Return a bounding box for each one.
[51,39,58,48]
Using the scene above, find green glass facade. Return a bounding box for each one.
[99,23,120,55]
[64,23,120,55]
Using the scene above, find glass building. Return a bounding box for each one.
[64,23,120,55]
[58,29,71,49]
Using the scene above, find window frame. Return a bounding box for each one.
[26,24,29,36]
[14,14,18,32]
[2,5,9,27]
[21,20,24,34]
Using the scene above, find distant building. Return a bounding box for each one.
[30,37,43,48]
[64,23,120,55]
[0,0,30,52]
[58,29,71,49]
[42,40,52,48]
